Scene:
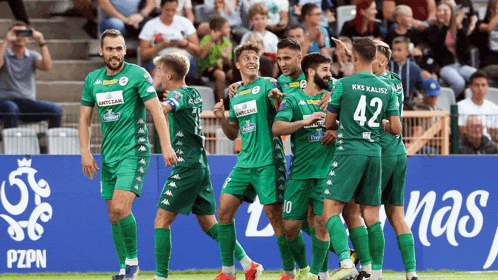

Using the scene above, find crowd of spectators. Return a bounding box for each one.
[3,0,498,155]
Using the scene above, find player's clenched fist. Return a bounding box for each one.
[213,99,225,119]
[303,112,325,126]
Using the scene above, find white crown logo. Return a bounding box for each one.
[17,158,32,167]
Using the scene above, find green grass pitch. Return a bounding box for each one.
[1,271,498,279]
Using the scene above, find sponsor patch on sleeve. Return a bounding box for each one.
[270,78,279,88]
[173,91,183,101]
[278,99,287,111]
[144,73,154,84]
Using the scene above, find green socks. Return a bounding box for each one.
[154,228,171,278]
[287,232,309,269]
[118,213,138,260]
[310,234,329,275]
[218,221,236,266]
[397,233,416,272]
[111,224,126,270]
[206,223,247,261]
[309,227,330,272]
[349,226,372,266]
[276,234,296,272]
[367,222,385,271]
[326,215,350,261]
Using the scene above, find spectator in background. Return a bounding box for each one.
[331,36,354,78]
[98,0,156,37]
[388,36,424,105]
[471,0,498,86]
[240,3,279,54]
[384,5,420,47]
[287,24,311,54]
[423,1,476,99]
[139,0,200,79]
[199,16,233,101]
[383,0,436,31]
[291,0,336,37]
[243,0,289,37]
[459,115,498,154]
[411,42,438,80]
[197,0,249,41]
[340,0,384,40]
[458,71,498,143]
[166,0,194,23]
[300,3,332,56]
[0,22,61,129]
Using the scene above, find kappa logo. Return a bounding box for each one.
[138,146,146,152]
[338,146,344,150]
[337,140,343,144]
[298,100,306,106]
[135,177,142,182]
[277,154,283,159]
[278,185,285,190]
[139,159,146,164]
[171,174,181,180]
[176,150,184,155]
[165,190,173,197]
[275,144,281,150]
[0,158,52,242]
[138,137,146,143]
[278,194,284,199]
[133,184,139,190]
[278,176,285,181]
[94,79,102,85]
[329,170,335,176]
[324,189,331,194]
[176,131,184,137]
[137,118,144,124]
[176,141,183,146]
[327,180,333,185]
[138,167,144,173]
[161,199,170,205]
[279,167,284,172]
[338,133,343,138]
[340,124,344,129]
[138,128,145,134]
[168,182,177,188]
[178,157,185,162]
[332,162,338,167]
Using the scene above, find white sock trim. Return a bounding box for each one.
[319,271,329,279]
[222,265,236,277]
[125,258,138,266]
[119,269,126,275]
[341,258,354,269]
[240,255,252,271]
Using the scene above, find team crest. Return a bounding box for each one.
[279,100,287,111]
[252,86,260,94]
[300,80,307,89]
[173,91,183,101]
[144,73,154,84]
[270,78,279,87]
[119,76,128,86]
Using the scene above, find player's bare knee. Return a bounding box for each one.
[111,203,130,219]
[217,207,235,224]
[108,212,119,225]
[360,205,380,226]
[283,219,301,240]
[264,204,281,223]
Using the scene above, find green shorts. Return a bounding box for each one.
[381,154,407,206]
[283,178,325,220]
[221,162,286,205]
[158,166,216,215]
[101,156,151,199]
[322,155,381,206]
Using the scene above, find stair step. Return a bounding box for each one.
[37,81,84,102]
[36,60,104,81]
[1,39,89,60]
[0,18,90,39]
[0,0,67,19]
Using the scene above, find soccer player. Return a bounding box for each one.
[152,53,263,280]
[272,52,340,280]
[79,29,178,280]
[212,41,292,280]
[320,37,402,280]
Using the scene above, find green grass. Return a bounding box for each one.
[1,271,498,280]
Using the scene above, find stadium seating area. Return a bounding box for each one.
[0,0,495,155]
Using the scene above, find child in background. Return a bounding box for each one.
[199,16,233,102]
[240,3,279,54]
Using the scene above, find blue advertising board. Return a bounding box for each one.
[0,155,497,273]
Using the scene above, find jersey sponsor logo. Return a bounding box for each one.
[324,189,331,194]
[164,190,173,197]
[303,114,324,128]
[175,149,184,155]
[234,100,258,117]
[298,100,306,106]
[96,90,124,107]
[326,180,332,185]
[332,162,338,167]
[94,79,102,85]
[241,120,256,134]
[102,109,121,122]
[178,157,185,162]
[119,76,128,86]
[329,170,335,176]
[270,78,279,88]
[189,97,202,105]
[300,80,307,89]
[161,199,170,205]
[278,100,286,111]
[252,86,260,94]
[138,146,146,151]
[176,131,184,137]
[147,85,155,92]
[308,129,324,142]
[173,91,183,101]
[239,88,252,95]
[103,79,118,85]
[144,73,153,84]
[171,174,181,180]
[307,99,320,105]
[168,182,177,188]
[289,82,299,88]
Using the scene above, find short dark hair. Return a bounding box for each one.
[235,41,262,61]
[301,52,332,79]
[300,3,319,22]
[161,0,178,6]
[470,70,489,84]
[209,15,228,30]
[153,53,190,80]
[277,38,301,52]
[352,37,376,62]
[392,36,410,49]
[9,21,29,31]
[288,24,305,33]
[100,29,124,47]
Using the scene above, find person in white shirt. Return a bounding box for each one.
[240,3,279,54]
[458,70,498,142]
[242,0,289,36]
[139,0,200,78]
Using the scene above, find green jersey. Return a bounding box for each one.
[275,89,335,179]
[377,71,406,156]
[327,72,399,157]
[164,86,208,168]
[228,77,285,168]
[81,62,157,163]
[277,72,335,94]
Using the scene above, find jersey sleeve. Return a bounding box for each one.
[200,35,211,48]
[165,90,187,112]
[385,87,400,117]
[327,80,343,114]
[137,68,157,102]
[81,74,95,107]
[138,20,155,41]
[274,97,294,122]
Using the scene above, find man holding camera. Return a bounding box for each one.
[0,21,61,129]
